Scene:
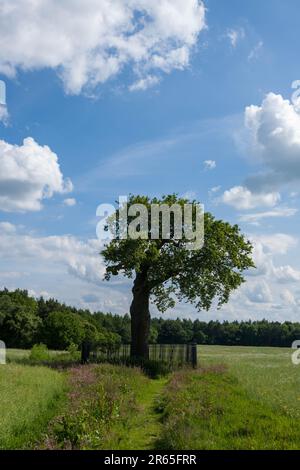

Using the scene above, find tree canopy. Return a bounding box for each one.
[102,194,254,313]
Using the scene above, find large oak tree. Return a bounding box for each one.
[101,195,254,359]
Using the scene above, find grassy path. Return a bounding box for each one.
[115,377,167,450]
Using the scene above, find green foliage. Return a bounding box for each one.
[29,344,50,362]
[42,311,85,350]
[66,343,79,360]
[0,289,122,351]
[0,290,41,348]
[102,194,254,314]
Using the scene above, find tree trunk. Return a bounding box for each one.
[130,271,150,360]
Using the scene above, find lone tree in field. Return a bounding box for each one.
[101,195,254,359]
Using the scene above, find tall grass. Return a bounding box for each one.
[0,364,66,449]
[157,365,300,450]
[199,345,300,418]
[43,364,151,450]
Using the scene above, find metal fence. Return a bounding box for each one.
[81,342,197,368]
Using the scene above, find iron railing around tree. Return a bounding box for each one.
[81,342,198,368]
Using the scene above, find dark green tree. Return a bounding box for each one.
[41,311,85,349]
[0,291,40,348]
[102,195,254,359]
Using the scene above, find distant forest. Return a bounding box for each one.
[0,289,299,350]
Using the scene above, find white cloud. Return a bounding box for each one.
[0,137,72,212]
[274,265,300,283]
[245,280,273,304]
[0,223,106,285]
[245,92,300,191]
[221,232,300,319]
[252,233,298,257]
[203,159,216,170]
[0,0,206,95]
[129,75,160,92]
[239,207,298,224]
[221,186,280,210]
[63,198,77,207]
[221,91,300,212]
[0,222,17,234]
[280,289,296,306]
[246,233,298,280]
[226,27,245,48]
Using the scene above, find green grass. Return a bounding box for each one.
[0,364,66,449]
[2,346,300,450]
[44,364,153,449]
[199,345,300,418]
[6,348,31,361]
[6,348,74,365]
[109,376,167,450]
[157,365,300,450]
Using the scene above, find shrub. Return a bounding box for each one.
[123,357,171,379]
[66,343,79,361]
[29,344,50,362]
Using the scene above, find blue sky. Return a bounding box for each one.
[1,0,300,321]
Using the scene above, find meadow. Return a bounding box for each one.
[0,363,66,449]
[199,346,300,418]
[1,345,300,450]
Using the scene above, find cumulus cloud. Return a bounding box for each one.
[221,92,300,212]
[245,280,273,304]
[280,289,296,306]
[245,92,300,191]
[221,186,280,210]
[0,0,206,94]
[252,234,300,287]
[0,137,72,212]
[274,265,300,283]
[252,233,298,257]
[0,223,106,285]
[226,232,300,316]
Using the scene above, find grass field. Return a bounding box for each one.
[0,364,66,449]
[2,345,300,450]
[199,346,300,418]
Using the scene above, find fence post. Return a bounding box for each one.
[192,342,197,369]
[81,341,90,364]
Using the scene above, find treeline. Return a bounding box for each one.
[0,289,120,350]
[0,289,300,350]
